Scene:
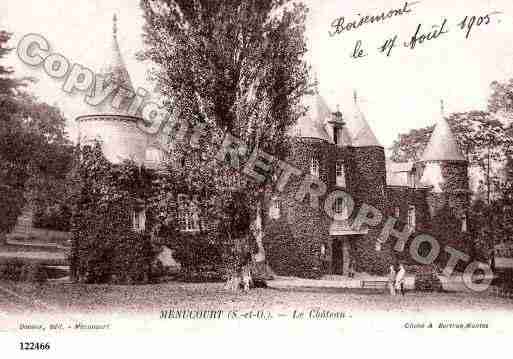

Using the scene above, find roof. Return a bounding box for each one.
[93,15,135,116]
[292,92,381,147]
[292,93,332,142]
[344,94,381,147]
[421,104,465,162]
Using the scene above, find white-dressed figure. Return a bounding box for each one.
[388,265,396,296]
[395,263,406,296]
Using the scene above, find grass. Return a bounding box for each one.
[2,280,513,315]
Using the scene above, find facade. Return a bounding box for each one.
[75,17,471,277]
[263,93,470,277]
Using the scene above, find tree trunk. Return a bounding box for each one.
[487,145,491,204]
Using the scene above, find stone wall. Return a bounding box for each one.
[77,116,149,165]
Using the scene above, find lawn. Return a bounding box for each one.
[2,280,513,315]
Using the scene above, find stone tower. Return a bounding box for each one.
[346,91,386,213]
[419,101,469,219]
[76,15,148,165]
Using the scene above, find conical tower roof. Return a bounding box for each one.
[421,101,465,162]
[292,93,332,142]
[94,14,135,116]
[292,90,381,147]
[344,90,381,147]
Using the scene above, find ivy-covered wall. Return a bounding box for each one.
[69,144,158,284]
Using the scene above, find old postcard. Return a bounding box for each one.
[1,0,513,357]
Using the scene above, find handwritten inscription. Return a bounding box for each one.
[330,1,421,37]
[348,12,502,59]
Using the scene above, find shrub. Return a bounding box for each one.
[33,204,71,232]
[111,232,156,284]
[162,230,224,274]
[0,259,25,281]
[493,269,513,291]
[21,263,48,283]
[72,225,157,285]
[0,260,48,283]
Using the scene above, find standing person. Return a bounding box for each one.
[490,249,496,273]
[395,263,406,296]
[240,251,252,293]
[388,265,396,296]
[348,258,355,278]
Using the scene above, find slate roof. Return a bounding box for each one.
[292,92,381,147]
[292,93,333,142]
[421,106,465,162]
[93,14,135,116]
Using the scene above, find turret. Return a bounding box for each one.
[347,91,386,211]
[76,14,148,165]
[419,100,469,218]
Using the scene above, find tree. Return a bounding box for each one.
[0,30,33,241]
[20,96,75,231]
[1,30,73,240]
[489,79,513,116]
[139,0,311,280]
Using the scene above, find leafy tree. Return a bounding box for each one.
[1,30,74,236]
[20,96,75,231]
[0,31,33,241]
[139,0,311,279]
[489,79,513,116]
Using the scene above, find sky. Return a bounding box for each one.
[2,0,513,147]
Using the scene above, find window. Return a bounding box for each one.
[408,205,416,229]
[177,201,200,233]
[461,214,468,233]
[320,243,327,257]
[407,170,416,188]
[394,207,400,219]
[335,197,349,220]
[145,147,163,164]
[336,162,346,187]
[132,209,146,232]
[269,197,280,220]
[333,127,340,145]
[310,157,320,177]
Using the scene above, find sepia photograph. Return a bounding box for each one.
[1,0,513,357]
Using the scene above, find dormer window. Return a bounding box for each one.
[132,209,146,233]
[178,203,200,233]
[336,162,346,187]
[269,197,280,220]
[310,158,320,177]
[407,168,416,188]
[177,195,201,233]
[330,107,345,146]
[461,214,468,233]
[335,197,349,220]
[333,127,340,145]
